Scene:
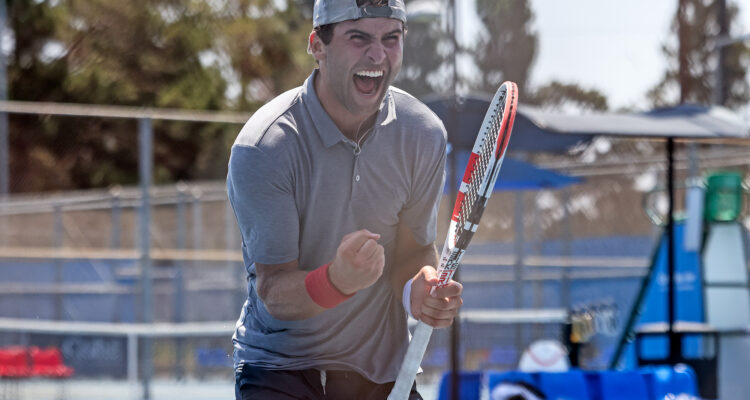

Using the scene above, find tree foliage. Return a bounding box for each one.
[528,81,608,112]
[7,0,315,193]
[648,0,750,108]
[472,0,537,99]
[214,0,314,109]
[393,11,450,98]
[6,0,624,193]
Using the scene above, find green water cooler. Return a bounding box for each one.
[704,172,746,223]
[701,171,750,400]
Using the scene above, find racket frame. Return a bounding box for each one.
[388,81,518,400]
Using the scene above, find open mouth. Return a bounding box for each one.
[353,70,384,96]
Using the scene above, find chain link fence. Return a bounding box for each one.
[1,101,749,397]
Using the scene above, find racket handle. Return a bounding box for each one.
[387,321,434,400]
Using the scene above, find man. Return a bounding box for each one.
[227,0,463,398]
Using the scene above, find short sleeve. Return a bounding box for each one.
[227,144,299,265]
[399,135,446,246]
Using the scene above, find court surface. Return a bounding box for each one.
[12,377,440,400]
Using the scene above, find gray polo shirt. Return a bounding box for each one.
[227,69,446,383]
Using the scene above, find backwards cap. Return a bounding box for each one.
[312,0,407,28]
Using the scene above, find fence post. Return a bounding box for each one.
[514,191,525,353]
[0,196,5,248]
[174,182,188,380]
[561,188,572,309]
[53,202,64,320]
[110,185,122,249]
[128,333,139,394]
[531,197,543,340]
[191,188,202,250]
[0,0,8,197]
[138,117,153,400]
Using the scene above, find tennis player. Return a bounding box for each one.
[228,0,463,398]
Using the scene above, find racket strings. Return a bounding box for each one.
[453,92,507,242]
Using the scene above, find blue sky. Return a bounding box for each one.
[456,0,750,117]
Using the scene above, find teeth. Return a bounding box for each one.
[355,70,383,78]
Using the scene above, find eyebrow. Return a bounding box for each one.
[343,28,404,38]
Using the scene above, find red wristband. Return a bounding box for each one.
[305,263,354,309]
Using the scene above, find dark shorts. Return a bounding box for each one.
[235,364,423,400]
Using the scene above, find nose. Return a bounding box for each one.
[366,41,386,65]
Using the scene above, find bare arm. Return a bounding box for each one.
[257,229,385,320]
[256,259,326,320]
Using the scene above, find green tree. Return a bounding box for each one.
[472,0,536,97]
[216,0,315,110]
[648,0,750,108]
[528,81,608,112]
[7,0,316,193]
[8,0,231,191]
[393,2,450,98]
[8,0,78,191]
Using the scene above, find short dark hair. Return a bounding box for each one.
[314,24,335,46]
[313,0,396,45]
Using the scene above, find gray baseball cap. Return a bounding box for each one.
[312,0,407,28]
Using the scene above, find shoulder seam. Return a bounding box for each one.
[230,144,288,184]
[239,87,303,147]
[257,88,303,146]
[389,87,445,128]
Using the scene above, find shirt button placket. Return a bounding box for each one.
[351,154,360,199]
[353,160,360,184]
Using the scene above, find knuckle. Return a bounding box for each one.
[340,247,354,258]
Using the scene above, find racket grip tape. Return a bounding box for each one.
[387,321,434,400]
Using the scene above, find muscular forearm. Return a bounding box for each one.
[256,263,327,321]
[257,229,385,320]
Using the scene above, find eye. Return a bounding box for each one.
[349,34,368,44]
[383,35,401,47]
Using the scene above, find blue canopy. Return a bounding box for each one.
[444,151,582,193]
[425,96,749,153]
[424,94,591,152]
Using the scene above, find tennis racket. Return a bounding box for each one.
[388,81,518,400]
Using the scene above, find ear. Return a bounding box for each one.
[309,31,326,62]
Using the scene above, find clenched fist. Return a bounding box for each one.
[328,229,385,295]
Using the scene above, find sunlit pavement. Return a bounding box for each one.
[12,376,440,400]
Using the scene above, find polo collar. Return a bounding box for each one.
[302,69,397,148]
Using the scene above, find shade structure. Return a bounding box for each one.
[444,153,582,193]
[520,103,749,139]
[425,94,749,148]
[522,103,749,368]
[424,94,591,152]
[425,93,750,369]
